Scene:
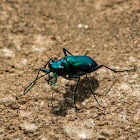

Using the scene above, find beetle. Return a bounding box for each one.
[23,48,140,111]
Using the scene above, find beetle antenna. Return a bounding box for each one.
[23,69,50,95]
[22,59,54,96]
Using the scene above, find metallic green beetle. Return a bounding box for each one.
[23,48,140,110]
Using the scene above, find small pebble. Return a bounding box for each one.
[0,128,4,138]
[20,58,27,65]
[61,78,69,85]
[100,129,111,137]
[129,57,136,62]
[20,122,37,132]
[85,119,96,129]
[77,24,83,28]
[20,111,32,117]
[64,123,94,139]
[84,25,88,29]
[0,48,15,57]
[118,83,130,90]
[0,96,15,103]
[43,84,51,92]
[32,45,46,53]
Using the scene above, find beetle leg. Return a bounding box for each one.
[93,65,140,73]
[86,74,106,110]
[43,58,55,68]
[84,50,88,56]
[53,76,55,86]
[53,73,57,86]
[63,48,73,56]
[73,77,80,113]
[103,65,140,72]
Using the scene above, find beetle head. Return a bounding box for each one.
[49,61,62,73]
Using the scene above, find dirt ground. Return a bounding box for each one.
[0,0,140,139]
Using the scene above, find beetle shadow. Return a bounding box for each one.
[50,76,99,116]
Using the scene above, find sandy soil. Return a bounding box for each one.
[0,0,140,139]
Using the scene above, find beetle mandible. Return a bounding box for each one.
[23,48,140,110]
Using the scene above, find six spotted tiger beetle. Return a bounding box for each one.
[23,48,140,111]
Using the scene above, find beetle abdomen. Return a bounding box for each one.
[65,55,98,74]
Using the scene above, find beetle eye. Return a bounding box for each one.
[48,63,52,68]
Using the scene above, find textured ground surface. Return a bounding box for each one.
[0,0,140,139]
